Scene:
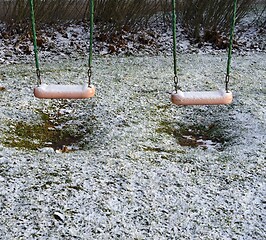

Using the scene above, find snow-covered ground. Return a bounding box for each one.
[0,11,265,239]
[0,50,265,239]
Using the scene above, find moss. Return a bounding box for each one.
[156,120,174,136]
[157,121,231,151]
[3,110,89,151]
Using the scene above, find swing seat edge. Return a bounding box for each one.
[171,89,233,105]
[34,84,95,99]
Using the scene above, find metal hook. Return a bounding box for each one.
[225,74,230,93]
[88,67,92,86]
[174,75,179,93]
[36,69,41,86]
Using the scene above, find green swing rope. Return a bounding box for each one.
[171,0,238,92]
[226,0,238,92]
[29,0,41,85]
[28,0,95,86]
[171,0,178,92]
[88,0,94,86]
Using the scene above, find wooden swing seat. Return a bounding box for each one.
[34,84,95,99]
[171,89,232,105]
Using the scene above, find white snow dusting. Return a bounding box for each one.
[0,51,265,239]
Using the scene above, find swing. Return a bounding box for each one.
[170,0,237,106]
[171,89,233,106]
[29,0,95,99]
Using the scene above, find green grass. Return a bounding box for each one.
[3,110,88,151]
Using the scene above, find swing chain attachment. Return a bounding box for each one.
[225,74,230,93]
[174,75,179,93]
[88,66,92,86]
[36,69,41,86]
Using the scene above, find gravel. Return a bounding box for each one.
[0,50,265,239]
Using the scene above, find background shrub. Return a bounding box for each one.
[94,0,162,31]
[175,0,255,42]
[0,0,95,23]
[251,0,266,27]
[0,0,263,41]
[0,0,163,31]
